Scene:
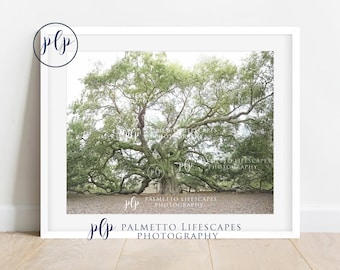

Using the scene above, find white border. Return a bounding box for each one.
[291,28,300,238]
[41,27,300,238]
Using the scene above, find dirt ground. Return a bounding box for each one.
[67,192,273,214]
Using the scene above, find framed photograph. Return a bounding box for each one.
[40,27,300,238]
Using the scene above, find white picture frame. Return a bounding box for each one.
[41,27,300,239]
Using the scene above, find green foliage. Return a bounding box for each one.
[67,51,274,194]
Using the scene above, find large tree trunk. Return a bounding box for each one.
[160,173,179,194]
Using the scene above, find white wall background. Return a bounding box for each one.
[0,0,339,232]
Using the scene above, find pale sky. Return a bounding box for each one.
[67,51,251,107]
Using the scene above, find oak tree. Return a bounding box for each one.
[67,51,274,194]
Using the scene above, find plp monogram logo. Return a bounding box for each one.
[33,22,78,68]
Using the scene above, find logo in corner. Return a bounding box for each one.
[33,22,78,68]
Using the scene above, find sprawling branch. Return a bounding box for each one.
[182,170,226,192]
[186,92,273,129]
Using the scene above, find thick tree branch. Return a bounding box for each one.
[186,92,273,129]
[182,170,226,192]
[159,96,187,145]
